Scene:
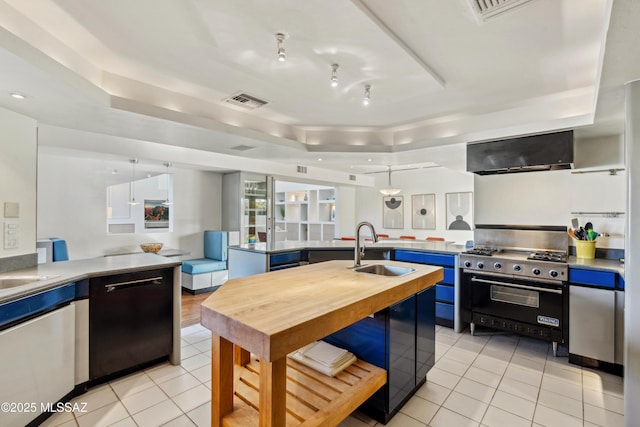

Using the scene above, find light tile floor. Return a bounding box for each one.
[40,324,625,427]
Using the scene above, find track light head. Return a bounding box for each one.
[363,84,371,106]
[276,33,286,62]
[330,64,339,87]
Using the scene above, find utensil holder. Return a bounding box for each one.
[576,240,596,259]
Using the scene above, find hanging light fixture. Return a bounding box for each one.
[363,84,371,106]
[162,162,172,206]
[379,165,401,196]
[128,159,139,205]
[276,33,286,62]
[330,64,339,87]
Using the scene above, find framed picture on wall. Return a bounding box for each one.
[144,199,170,229]
[445,192,473,230]
[382,196,404,229]
[412,194,436,229]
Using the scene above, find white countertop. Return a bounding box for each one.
[0,253,182,304]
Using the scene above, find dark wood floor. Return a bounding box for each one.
[181,289,214,328]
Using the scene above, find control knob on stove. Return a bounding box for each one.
[477,262,484,269]
[493,262,502,270]
[532,268,541,276]
[513,264,521,272]
[463,260,472,268]
[549,270,559,278]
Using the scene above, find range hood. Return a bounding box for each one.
[467,130,574,175]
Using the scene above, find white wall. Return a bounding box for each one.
[475,169,626,249]
[354,167,475,242]
[37,151,222,259]
[0,107,37,259]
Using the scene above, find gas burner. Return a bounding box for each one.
[527,251,567,263]
[462,247,501,256]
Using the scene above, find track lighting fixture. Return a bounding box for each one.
[128,159,139,205]
[363,84,371,106]
[276,33,286,62]
[330,64,339,87]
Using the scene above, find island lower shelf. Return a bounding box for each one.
[222,356,386,427]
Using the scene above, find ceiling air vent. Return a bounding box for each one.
[297,166,307,174]
[468,0,535,22]
[349,175,356,181]
[224,93,268,110]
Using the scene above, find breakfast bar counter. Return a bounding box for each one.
[200,259,443,426]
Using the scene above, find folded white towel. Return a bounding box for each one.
[300,340,349,367]
[290,350,357,377]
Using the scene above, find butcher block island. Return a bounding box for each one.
[201,259,443,427]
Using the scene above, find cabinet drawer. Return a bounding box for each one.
[569,268,616,289]
[435,302,454,321]
[435,285,454,303]
[269,251,301,267]
[394,250,455,267]
[442,268,455,285]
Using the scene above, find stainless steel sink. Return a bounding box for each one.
[355,264,415,277]
[0,275,59,290]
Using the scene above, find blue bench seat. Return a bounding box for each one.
[181,231,229,294]
[181,259,226,275]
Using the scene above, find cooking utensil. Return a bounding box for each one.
[568,229,577,240]
[571,218,580,230]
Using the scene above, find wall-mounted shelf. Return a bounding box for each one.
[571,212,625,218]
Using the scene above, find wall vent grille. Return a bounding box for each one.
[297,166,307,174]
[230,144,255,151]
[468,0,534,21]
[224,93,268,109]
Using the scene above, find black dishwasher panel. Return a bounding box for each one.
[89,268,173,381]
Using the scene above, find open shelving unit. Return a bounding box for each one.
[275,186,335,242]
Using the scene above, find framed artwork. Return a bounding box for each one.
[144,200,170,229]
[412,194,436,229]
[382,196,404,229]
[446,192,473,230]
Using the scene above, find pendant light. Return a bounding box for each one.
[379,165,401,196]
[128,159,139,205]
[162,162,172,206]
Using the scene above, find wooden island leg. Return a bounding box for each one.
[211,334,234,427]
[259,357,287,427]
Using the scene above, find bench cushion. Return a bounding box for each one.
[182,259,227,274]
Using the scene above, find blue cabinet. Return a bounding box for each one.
[394,250,457,327]
[268,251,304,271]
[324,287,435,424]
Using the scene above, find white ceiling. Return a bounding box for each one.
[0,0,635,180]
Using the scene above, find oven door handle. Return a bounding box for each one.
[471,277,563,295]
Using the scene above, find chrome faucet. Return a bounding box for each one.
[353,221,379,267]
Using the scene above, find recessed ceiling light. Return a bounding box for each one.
[363,85,371,106]
[367,158,372,162]
[10,92,26,99]
[318,158,323,161]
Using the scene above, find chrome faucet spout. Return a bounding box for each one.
[353,221,378,267]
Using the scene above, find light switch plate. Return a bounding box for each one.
[4,202,19,218]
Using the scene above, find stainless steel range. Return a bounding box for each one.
[460,225,569,356]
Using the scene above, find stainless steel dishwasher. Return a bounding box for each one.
[89,268,173,381]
